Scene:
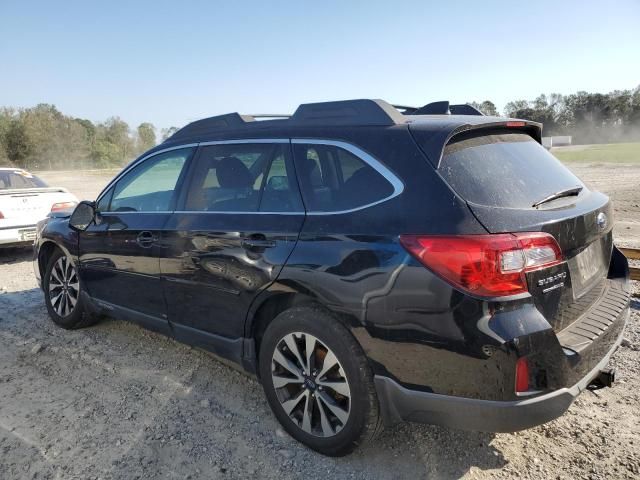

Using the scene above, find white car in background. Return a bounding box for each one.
[0,168,77,248]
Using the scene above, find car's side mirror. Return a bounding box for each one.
[69,201,96,231]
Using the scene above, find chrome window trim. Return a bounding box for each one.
[199,139,289,146]
[291,138,404,215]
[103,211,299,215]
[95,143,199,206]
[173,210,305,215]
[94,138,404,216]
[98,211,173,215]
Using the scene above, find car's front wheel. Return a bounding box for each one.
[43,249,96,329]
[259,305,381,456]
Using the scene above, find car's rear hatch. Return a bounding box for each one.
[411,125,616,335]
[0,187,72,225]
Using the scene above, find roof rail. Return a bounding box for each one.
[164,98,488,143]
[250,114,291,119]
[391,104,418,114]
[449,104,485,116]
[165,99,407,143]
[291,99,405,126]
[169,113,256,142]
[411,101,485,116]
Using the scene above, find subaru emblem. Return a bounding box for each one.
[596,212,607,230]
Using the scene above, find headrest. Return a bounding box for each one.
[216,156,252,188]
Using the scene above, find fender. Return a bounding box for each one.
[35,216,80,286]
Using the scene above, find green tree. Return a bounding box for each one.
[161,126,179,141]
[136,122,156,153]
[469,101,498,116]
[75,118,96,144]
[5,120,31,167]
[503,100,529,117]
[91,139,122,168]
[479,101,498,116]
[100,117,134,165]
[0,108,14,166]
[21,103,63,169]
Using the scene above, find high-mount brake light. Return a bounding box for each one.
[506,121,526,127]
[51,201,77,212]
[399,233,563,298]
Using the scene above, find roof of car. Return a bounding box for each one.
[163,99,541,147]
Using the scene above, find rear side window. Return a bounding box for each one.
[292,143,394,212]
[184,143,302,213]
[260,150,304,213]
[439,132,585,208]
[0,170,47,189]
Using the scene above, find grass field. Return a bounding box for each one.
[552,142,640,164]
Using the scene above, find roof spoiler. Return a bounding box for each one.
[412,120,543,169]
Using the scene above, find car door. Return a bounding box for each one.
[78,146,195,328]
[160,140,305,350]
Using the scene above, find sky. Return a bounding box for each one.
[1,0,639,131]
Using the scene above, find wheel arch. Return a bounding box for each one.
[248,292,312,358]
[38,240,65,281]
[245,290,366,378]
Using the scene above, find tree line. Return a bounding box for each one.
[470,85,640,144]
[1,86,639,170]
[0,104,178,170]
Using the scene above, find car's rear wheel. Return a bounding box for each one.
[43,249,96,329]
[259,305,381,456]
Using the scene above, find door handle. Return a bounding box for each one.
[136,231,157,248]
[241,235,276,250]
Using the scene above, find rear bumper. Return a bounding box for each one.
[0,224,37,246]
[375,307,628,432]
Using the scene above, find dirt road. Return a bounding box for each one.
[0,164,638,479]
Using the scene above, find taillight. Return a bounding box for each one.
[515,357,530,393]
[399,233,563,298]
[51,202,77,212]
[0,211,4,219]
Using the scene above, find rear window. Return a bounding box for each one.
[0,170,48,189]
[439,132,584,208]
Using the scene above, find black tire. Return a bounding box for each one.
[259,305,381,456]
[43,249,97,329]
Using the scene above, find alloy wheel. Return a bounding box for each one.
[271,332,351,437]
[48,255,79,317]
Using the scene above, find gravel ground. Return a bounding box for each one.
[0,164,638,479]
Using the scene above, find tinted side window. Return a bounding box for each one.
[292,143,394,212]
[108,147,193,212]
[184,143,301,213]
[259,149,303,212]
[96,187,113,212]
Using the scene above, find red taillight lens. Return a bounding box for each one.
[0,211,4,219]
[399,233,562,298]
[515,357,530,393]
[51,202,77,212]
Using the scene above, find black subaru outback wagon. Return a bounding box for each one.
[34,99,630,456]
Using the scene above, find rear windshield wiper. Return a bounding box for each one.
[532,186,583,208]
